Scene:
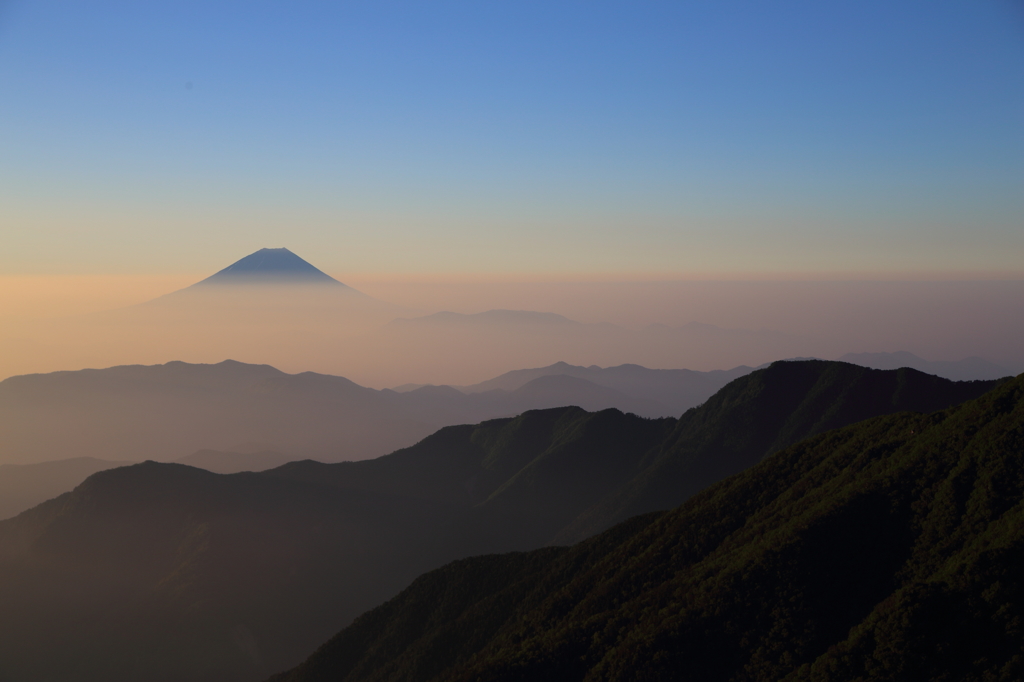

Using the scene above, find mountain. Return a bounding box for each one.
[839,350,1011,381]
[0,408,670,682]
[366,313,820,388]
[0,361,1003,681]
[0,360,428,465]
[85,249,411,362]
[553,359,1007,543]
[458,360,756,415]
[0,457,131,520]
[0,358,758,466]
[191,248,346,287]
[268,371,1024,682]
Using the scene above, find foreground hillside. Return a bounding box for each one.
[0,362,1003,681]
[270,372,1024,682]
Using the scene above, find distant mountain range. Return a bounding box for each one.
[5,248,1015,389]
[838,350,1010,381]
[2,354,1011,519]
[4,353,1011,520]
[270,370,1024,682]
[0,361,1004,682]
[456,360,756,415]
[0,359,755,518]
[374,311,813,386]
[0,359,757,468]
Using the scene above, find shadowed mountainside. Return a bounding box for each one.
[269,372,1024,682]
[0,361,1005,681]
[0,408,670,682]
[554,359,1007,543]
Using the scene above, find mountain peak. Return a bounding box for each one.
[193,248,343,286]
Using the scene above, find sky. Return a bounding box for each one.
[2,0,1023,279]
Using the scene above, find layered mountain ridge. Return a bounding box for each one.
[0,361,1005,681]
[270,371,1024,682]
[0,359,758,469]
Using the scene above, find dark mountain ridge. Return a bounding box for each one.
[556,359,1005,542]
[269,371,1024,682]
[0,361,1005,681]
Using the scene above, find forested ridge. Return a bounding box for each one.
[271,373,1024,682]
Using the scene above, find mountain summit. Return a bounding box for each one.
[193,248,344,286]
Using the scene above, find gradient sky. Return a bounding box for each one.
[2,0,1023,277]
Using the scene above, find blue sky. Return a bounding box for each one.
[1,0,1023,276]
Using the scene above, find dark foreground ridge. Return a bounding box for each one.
[270,372,1024,682]
[0,361,1006,681]
[193,247,344,286]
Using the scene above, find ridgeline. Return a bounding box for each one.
[271,372,1024,682]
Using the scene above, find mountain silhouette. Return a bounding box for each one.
[0,361,1005,681]
[0,359,759,469]
[458,360,756,415]
[839,350,1010,381]
[107,249,406,336]
[269,372,1024,682]
[192,248,346,287]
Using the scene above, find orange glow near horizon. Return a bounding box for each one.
[2,274,1023,388]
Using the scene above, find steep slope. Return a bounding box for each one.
[0,408,669,682]
[557,359,1004,542]
[0,463,453,682]
[269,373,1024,682]
[266,407,673,555]
[192,247,346,287]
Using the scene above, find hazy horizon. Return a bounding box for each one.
[2,255,1023,388]
[4,2,1023,388]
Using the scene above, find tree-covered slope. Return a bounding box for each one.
[0,462,452,682]
[556,359,1004,542]
[270,373,1024,682]
[0,407,668,682]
